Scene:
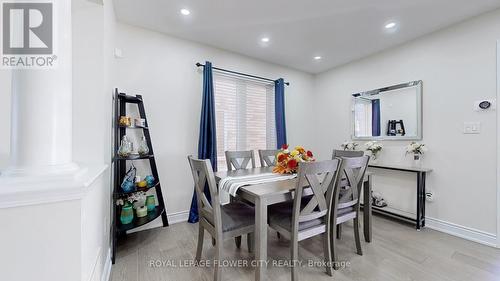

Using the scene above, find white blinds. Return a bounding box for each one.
[214,73,276,171]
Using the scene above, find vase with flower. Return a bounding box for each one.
[406,142,427,167]
[272,144,315,174]
[365,141,383,164]
[340,141,358,151]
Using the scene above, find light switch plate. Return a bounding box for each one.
[114,48,123,58]
[463,122,481,134]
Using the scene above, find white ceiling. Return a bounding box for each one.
[113,0,500,74]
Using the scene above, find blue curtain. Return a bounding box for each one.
[371,99,381,136]
[188,61,217,223]
[275,78,287,148]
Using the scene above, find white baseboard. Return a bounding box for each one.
[168,210,190,224]
[426,217,497,247]
[127,210,190,234]
[100,248,112,281]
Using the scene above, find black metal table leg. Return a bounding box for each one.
[416,172,422,230]
[421,172,426,227]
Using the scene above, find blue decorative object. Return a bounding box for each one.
[372,99,381,136]
[145,175,155,187]
[275,78,287,149]
[188,61,217,223]
[121,165,136,193]
[121,180,135,193]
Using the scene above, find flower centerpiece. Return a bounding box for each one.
[341,141,358,151]
[365,141,383,161]
[406,142,427,165]
[273,144,315,174]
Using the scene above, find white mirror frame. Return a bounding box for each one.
[351,80,423,141]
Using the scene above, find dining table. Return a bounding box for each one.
[214,166,373,281]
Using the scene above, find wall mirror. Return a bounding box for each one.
[352,80,422,140]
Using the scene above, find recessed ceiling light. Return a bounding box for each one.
[313,56,322,60]
[385,22,397,29]
[180,8,191,16]
[261,37,270,43]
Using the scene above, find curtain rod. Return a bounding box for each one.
[195,62,290,86]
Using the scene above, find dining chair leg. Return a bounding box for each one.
[195,225,204,263]
[330,223,339,270]
[353,217,363,256]
[323,231,333,276]
[291,236,299,281]
[214,237,223,281]
[247,233,254,253]
[235,236,242,248]
[336,224,342,239]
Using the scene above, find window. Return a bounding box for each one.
[214,73,276,170]
[354,100,372,137]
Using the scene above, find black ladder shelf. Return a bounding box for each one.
[112,89,169,264]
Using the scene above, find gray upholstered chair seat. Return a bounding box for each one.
[206,202,254,232]
[337,207,354,216]
[269,211,324,231]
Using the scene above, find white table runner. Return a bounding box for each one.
[219,172,297,197]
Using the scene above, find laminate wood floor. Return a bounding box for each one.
[111,216,500,281]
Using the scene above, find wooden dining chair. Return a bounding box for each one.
[225,150,257,246]
[330,156,369,267]
[188,156,255,281]
[268,160,342,281]
[332,149,365,239]
[258,149,279,167]
[225,150,256,171]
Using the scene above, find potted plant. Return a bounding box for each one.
[340,141,358,151]
[365,141,383,163]
[406,142,427,166]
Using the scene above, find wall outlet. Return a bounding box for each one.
[463,122,481,134]
[426,191,434,202]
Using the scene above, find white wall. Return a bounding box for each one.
[113,23,315,223]
[0,2,115,281]
[313,9,500,237]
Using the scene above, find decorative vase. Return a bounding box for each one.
[146,195,156,212]
[413,153,421,167]
[138,136,150,156]
[120,204,134,224]
[136,206,148,218]
[117,135,132,157]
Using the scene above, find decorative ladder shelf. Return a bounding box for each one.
[112,89,169,264]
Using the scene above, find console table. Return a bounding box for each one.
[367,164,432,230]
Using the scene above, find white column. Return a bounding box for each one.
[3,0,78,176]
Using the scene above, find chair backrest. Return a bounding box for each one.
[291,160,341,232]
[258,149,279,167]
[188,156,222,233]
[225,150,256,171]
[332,149,364,159]
[333,156,370,212]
